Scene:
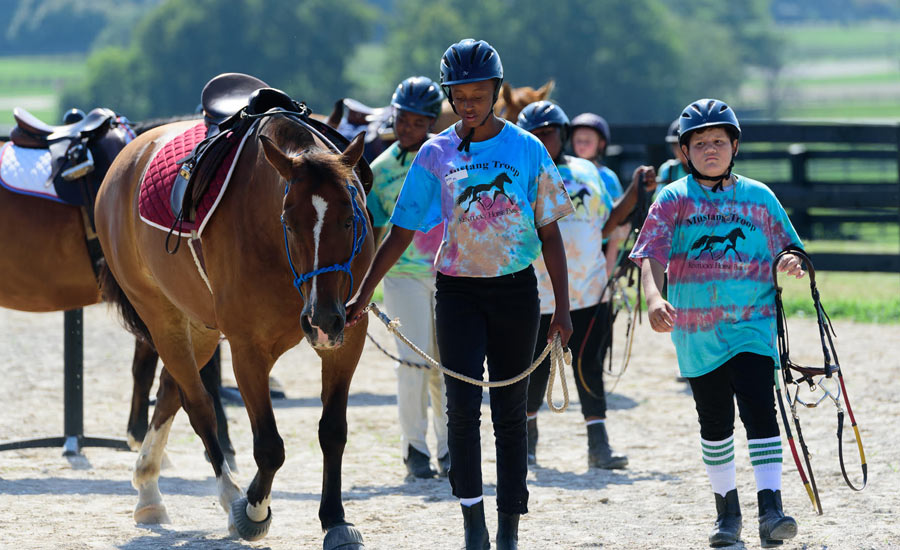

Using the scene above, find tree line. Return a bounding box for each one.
[0,0,888,123]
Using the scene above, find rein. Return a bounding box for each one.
[772,247,867,515]
[365,303,572,412]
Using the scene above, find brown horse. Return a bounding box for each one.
[94,111,373,547]
[0,121,233,463]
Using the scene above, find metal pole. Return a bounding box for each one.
[62,309,84,456]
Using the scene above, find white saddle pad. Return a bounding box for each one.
[0,142,61,202]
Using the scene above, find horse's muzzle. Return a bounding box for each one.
[300,307,346,349]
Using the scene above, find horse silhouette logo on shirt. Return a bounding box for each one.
[456,172,514,212]
[691,227,746,261]
[569,187,591,212]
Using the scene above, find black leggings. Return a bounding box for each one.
[527,303,609,418]
[435,266,540,515]
[688,352,780,442]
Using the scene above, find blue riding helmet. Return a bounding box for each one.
[63,108,86,124]
[517,101,570,140]
[440,38,504,101]
[665,119,680,144]
[678,98,741,146]
[571,112,611,143]
[391,76,443,119]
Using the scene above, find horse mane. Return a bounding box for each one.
[265,115,355,187]
[133,114,202,135]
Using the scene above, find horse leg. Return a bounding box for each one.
[126,338,159,450]
[132,366,179,524]
[316,318,366,549]
[200,346,237,471]
[226,341,282,541]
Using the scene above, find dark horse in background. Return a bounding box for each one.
[0,109,234,465]
[95,107,374,546]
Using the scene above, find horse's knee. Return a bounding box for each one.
[253,433,285,473]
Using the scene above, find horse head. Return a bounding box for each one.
[497,80,555,121]
[729,227,746,242]
[260,127,368,350]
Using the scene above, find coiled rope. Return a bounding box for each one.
[365,303,572,412]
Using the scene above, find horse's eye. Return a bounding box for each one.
[344,218,353,229]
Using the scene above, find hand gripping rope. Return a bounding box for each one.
[364,303,573,413]
[772,247,867,515]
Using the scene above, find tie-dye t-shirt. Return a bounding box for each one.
[629,174,802,378]
[534,156,613,313]
[390,120,574,277]
[367,141,442,278]
[598,165,624,200]
[654,159,689,201]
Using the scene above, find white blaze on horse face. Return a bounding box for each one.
[310,194,328,315]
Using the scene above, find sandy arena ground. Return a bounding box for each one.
[0,304,897,549]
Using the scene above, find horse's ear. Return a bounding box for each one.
[500,82,513,106]
[260,135,296,180]
[538,80,555,99]
[341,132,365,167]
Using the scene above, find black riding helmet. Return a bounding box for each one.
[440,38,503,151]
[678,98,741,191]
[391,76,443,119]
[391,76,443,166]
[517,101,570,157]
[571,112,611,144]
[665,119,680,144]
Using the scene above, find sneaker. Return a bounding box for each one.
[404,445,437,479]
[437,453,451,477]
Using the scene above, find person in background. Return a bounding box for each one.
[570,113,631,285]
[655,118,689,199]
[367,76,449,480]
[517,100,657,471]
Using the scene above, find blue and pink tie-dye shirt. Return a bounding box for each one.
[534,156,613,314]
[629,174,802,378]
[390,120,574,277]
[367,141,442,278]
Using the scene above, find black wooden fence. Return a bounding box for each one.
[605,122,900,272]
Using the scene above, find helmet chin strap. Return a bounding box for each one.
[457,110,494,153]
[686,147,737,192]
[395,138,426,166]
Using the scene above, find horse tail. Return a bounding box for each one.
[690,236,709,250]
[98,259,155,348]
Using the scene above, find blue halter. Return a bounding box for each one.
[281,182,368,304]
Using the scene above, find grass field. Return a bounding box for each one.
[0,54,86,129]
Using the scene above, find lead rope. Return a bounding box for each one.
[365,302,572,412]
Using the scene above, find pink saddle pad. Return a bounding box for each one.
[138,122,245,237]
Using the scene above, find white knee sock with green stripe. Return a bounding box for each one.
[702,435,735,497]
[749,436,783,492]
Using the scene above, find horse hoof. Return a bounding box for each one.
[134,503,170,524]
[324,523,365,549]
[229,497,271,541]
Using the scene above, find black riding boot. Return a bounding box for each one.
[709,489,742,547]
[587,422,628,469]
[758,489,798,548]
[496,511,519,550]
[461,501,490,550]
[526,417,538,466]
